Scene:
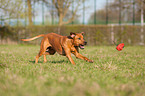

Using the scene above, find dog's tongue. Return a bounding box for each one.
[80,45,84,49]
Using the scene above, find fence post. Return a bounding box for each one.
[25,0,27,26]
[72,0,74,25]
[51,2,54,25]
[33,1,35,25]
[42,1,44,25]
[94,0,96,24]
[119,0,121,25]
[140,0,144,45]
[83,0,85,25]
[106,0,108,24]
[133,0,135,25]
[111,24,114,44]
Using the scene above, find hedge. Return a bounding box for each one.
[0,25,144,45]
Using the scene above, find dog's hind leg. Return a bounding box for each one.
[43,47,56,63]
[35,38,51,63]
[35,51,43,63]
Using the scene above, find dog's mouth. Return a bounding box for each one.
[79,44,85,49]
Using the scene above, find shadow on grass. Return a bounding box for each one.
[29,60,68,64]
[48,60,68,63]
[0,63,8,69]
[29,61,43,64]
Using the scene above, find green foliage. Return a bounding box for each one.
[0,45,145,96]
[0,25,144,45]
[0,0,25,19]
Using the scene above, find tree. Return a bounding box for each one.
[25,0,46,26]
[0,0,24,25]
[52,0,84,26]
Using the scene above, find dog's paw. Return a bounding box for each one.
[88,60,94,63]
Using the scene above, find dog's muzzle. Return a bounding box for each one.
[79,41,87,49]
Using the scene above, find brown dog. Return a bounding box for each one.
[21,32,93,65]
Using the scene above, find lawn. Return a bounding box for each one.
[0,45,145,96]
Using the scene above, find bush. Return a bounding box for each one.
[0,25,144,45]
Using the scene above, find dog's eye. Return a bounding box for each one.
[78,38,81,40]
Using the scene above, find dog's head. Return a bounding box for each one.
[70,32,87,49]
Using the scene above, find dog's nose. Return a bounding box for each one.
[84,41,87,45]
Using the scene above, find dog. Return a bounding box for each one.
[21,32,93,65]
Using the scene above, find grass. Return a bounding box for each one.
[0,45,145,96]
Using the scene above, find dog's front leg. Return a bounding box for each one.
[72,51,93,63]
[64,49,76,65]
[66,53,76,65]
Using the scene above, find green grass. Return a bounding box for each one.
[0,45,145,96]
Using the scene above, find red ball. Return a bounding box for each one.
[116,43,124,51]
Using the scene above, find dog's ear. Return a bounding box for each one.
[70,32,76,38]
[81,32,85,35]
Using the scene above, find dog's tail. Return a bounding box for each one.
[21,34,45,41]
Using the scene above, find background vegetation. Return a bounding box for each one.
[0,25,144,45]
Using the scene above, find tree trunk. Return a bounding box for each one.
[58,14,63,26]
[27,0,33,26]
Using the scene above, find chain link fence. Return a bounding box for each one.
[0,0,140,26]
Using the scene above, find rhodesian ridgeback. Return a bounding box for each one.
[21,32,93,65]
